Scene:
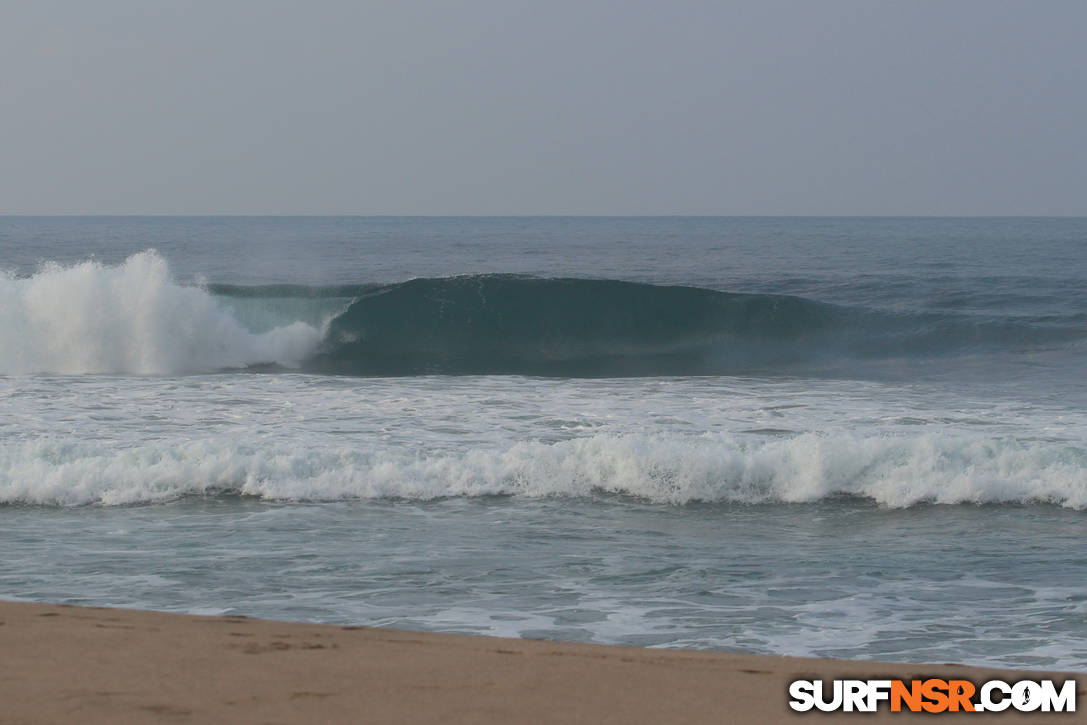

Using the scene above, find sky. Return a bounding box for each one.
[2,0,1085,215]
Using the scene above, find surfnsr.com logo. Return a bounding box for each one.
[789,678,1076,713]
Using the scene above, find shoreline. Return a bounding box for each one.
[1,601,1082,723]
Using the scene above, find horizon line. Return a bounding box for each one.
[2,213,1086,219]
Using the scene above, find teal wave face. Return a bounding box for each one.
[296,275,1086,376]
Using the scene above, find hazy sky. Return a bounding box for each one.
[3,1,1085,215]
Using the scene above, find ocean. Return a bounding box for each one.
[1,216,1085,670]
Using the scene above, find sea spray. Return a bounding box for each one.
[0,251,322,374]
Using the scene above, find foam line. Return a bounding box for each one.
[3,433,1084,508]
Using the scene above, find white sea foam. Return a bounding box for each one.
[0,251,322,374]
[2,432,1084,508]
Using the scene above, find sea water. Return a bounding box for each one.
[1,216,1085,670]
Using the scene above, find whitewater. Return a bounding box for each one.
[0,251,324,375]
[2,216,1085,670]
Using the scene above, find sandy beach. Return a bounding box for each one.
[0,601,1081,724]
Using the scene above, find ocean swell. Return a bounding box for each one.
[305,274,1086,376]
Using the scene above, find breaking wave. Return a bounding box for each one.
[0,252,323,375]
[2,252,1084,376]
[2,433,1085,508]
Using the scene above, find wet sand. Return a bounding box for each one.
[0,601,1082,723]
